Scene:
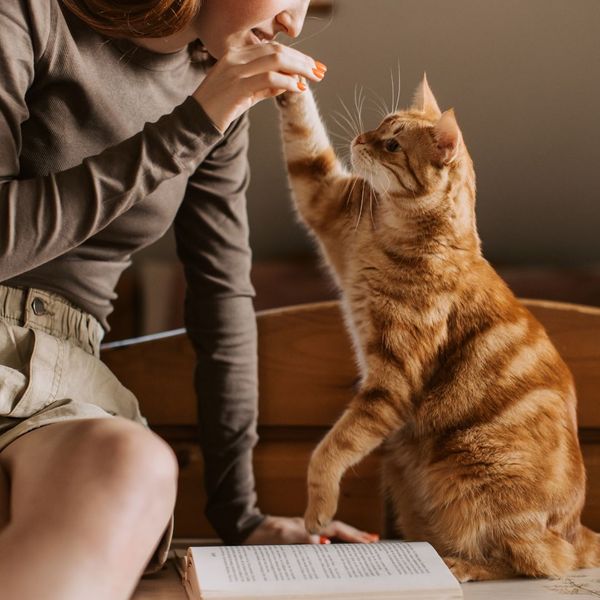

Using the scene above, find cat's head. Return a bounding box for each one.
[350,75,474,208]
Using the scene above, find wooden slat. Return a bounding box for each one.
[523,300,600,427]
[256,303,355,426]
[101,299,600,539]
[101,299,600,428]
[102,331,198,425]
[581,442,600,529]
[170,436,600,538]
[169,436,600,537]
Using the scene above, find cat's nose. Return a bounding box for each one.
[354,134,368,145]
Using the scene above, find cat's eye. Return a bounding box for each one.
[385,139,401,152]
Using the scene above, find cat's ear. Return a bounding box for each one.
[411,73,442,118]
[433,109,462,165]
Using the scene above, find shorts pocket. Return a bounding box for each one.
[0,364,29,415]
[0,323,59,418]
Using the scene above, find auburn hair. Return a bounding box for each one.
[61,0,201,38]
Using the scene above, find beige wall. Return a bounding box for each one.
[141,0,600,266]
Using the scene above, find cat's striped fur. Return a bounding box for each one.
[275,75,600,582]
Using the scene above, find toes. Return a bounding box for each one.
[443,557,475,583]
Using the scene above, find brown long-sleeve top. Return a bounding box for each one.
[0,0,265,542]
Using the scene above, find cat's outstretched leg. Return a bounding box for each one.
[304,386,404,533]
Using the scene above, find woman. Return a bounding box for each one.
[0,0,377,598]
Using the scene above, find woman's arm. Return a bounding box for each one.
[174,114,382,546]
[173,113,264,543]
[0,1,224,281]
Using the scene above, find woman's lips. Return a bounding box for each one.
[251,28,274,43]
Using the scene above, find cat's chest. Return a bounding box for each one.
[343,273,454,382]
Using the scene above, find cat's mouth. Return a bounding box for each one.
[350,144,370,175]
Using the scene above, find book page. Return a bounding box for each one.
[187,541,461,598]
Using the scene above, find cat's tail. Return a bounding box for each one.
[575,525,600,568]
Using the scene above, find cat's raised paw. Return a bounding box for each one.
[275,90,299,108]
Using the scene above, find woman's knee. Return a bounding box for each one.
[76,418,179,503]
[3,417,179,524]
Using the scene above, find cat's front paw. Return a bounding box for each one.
[275,89,303,109]
[304,503,332,534]
[304,483,340,534]
[443,557,478,583]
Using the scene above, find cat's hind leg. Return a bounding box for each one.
[575,525,600,568]
[501,527,577,579]
[445,527,579,581]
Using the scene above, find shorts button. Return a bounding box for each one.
[31,297,47,316]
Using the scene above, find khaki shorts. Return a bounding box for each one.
[0,285,174,575]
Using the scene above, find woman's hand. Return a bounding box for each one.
[192,42,326,133]
[242,515,380,545]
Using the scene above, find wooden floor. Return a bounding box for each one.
[132,560,186,599]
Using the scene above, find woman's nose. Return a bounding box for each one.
[276,5,308,38]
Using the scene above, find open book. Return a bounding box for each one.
[181,540,462,599]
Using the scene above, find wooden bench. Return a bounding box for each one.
[98,299,600,598]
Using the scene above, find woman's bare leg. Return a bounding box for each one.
[0,417,178,600]
[0,460,9,529]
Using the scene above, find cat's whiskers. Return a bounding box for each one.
[338,95,362,138]
[354,154,379,231]
[355,178,366,231]
[377,164,393,202]
[329,128,353,151]
[367,88,391,119]
[332,110,359,139]
[345,177,359,208]
[367,171,382,230]
[366,97,388,120]
[288,9,335,49]
[354,85,366,133]
[333,145,351,169]
[392,60,402,113]
[369,188,376,229]
[360,165,378,230]
[390,68,396,120]
[329,113,357,170]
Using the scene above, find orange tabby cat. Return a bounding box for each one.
[275,75,600,582]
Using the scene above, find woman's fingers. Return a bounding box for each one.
[237,49,324,84]
[320,520,381,543]
[244,71,306,103]
[230,40,324,69]
[226,41,326,84]
[192,40,326,132]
